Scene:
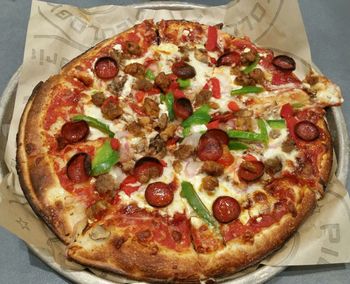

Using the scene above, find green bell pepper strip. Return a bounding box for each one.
[182,127,191,137]
[160,93,175,121]
[257,119,268,144]
[227,130,263,141]
[242,54,260,74]
[177,78,191,89]
[72,114,114,138]
[231,86,264,95]
[228,141,249,150]
[145,69,155,81]
[91,141,119,176]
[180,181,219,229]
[291,102,304,108]
[267,119,286,129]
[181,104,211,128]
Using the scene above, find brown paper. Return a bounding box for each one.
[1,0,349,282]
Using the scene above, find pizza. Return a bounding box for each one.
[16,20,343,282]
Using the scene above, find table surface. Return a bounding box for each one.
[1,0,349,283]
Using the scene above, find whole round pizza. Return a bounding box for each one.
[16,20,343,282]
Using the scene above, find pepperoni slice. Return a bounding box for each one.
[238,160,264,182]
[173,98,193,119]
[212,196,241,223]
[203,129,229,145]
[294,121,320,141]
[272,55,296,71]
[216,51,240,67]
[61,121,89,144]
[145,182,174,207]
[197,136,223,161]
[66,153,91,183]
[94,57,118,80]
[133,157,163,184]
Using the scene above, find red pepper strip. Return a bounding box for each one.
[280,103,299,142]
[205,26,218,51]
[166,137,179,147]
[204,78,221,99]
[228,101,240,112]
[135,91,146,103]
[129,103,145,116]
[160,160,167,167]
[146,88,161,95]
[207,120,220,129]
[243,154,257,162]
[143,57,155,67]
[173,89,186,99]
[120,175,140,196]
[110,138,120,150]
[168,81,180,92]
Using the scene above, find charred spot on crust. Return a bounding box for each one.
[25,143,36,155]
[113,236,126,249]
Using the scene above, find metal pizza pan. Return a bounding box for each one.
[0,2,348,283]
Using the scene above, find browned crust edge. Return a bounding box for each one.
[318,118,333,187]
[16,76,74,244]
[66,188,316,282]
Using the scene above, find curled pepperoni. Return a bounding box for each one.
[66,153,91,183]
[197,136,223,161]
[216,51,240,67]
[203,129,229,145]
[212,196,241,223]
[172,62,196,79]
[173,98,193,119]
[94,57,119,80]
[145,182,174,207]
[295,121,320,141]
[238,161,264,182]
[133,157,163,184]
[61,121,89,144]
[272,55,296,71]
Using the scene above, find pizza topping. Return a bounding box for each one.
[101,97,123,120]
[148,135,167,159]
[267,119,286,129]
[94,57,119,80]
[294,121,320,141]
[249,68,265,84]
[86,200,108,221]
[61,120,89,144]
[66,153,91,183]
[107,75,128,95]
[205,26,218,51]
[174,144,195,160]
[238,160,264,182]
[158,113,168,130]
[177,78,191,89]
[212,196,241,223]
[133,157,163,184]
[143,97,160,118]
[180,181,219,229]
[201,161,224,177]
[124,63,145,78]
[228,141,249,150]
[91,92,105,107]
[91,141,119,176]
[154,72,171,93]
[197,135,223,161]
[272,55,296,71]
[133,78,153,91]
[201,176,219,192]
[195,89,212,108]
[89,225,111,240]
[124,41,142,56]
[161,93,175,121]
[145,69,155,81]
[194,48,208,63]
[203,129,229,145]
[95,174,117,195]
[216,51,240,67]
[242,55,260,74]
[145,182,174,207]
[172,61,196,79]
[174,98,193,119]
[182,104,211,129]
[281,137,296,153]
[231,86,264,95]
[264,158,282,175]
